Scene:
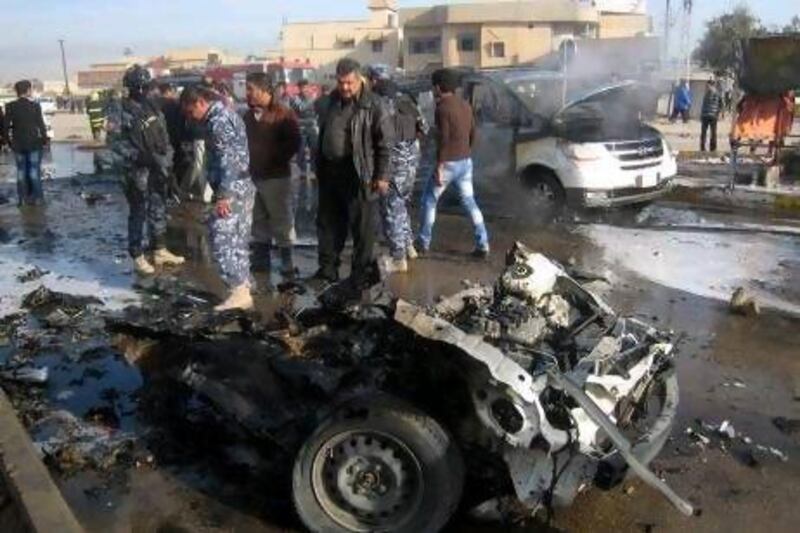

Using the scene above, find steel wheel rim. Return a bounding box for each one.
[528,180,557,203]
[310,430,424,532]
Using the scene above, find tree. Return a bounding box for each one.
[693,7,764,72]
[782,15,800,34]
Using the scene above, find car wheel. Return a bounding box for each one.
[522,169,566,211]
[292,396,464,533]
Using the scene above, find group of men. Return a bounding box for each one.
[5,58,490,312]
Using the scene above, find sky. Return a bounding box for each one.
[0,0,796,83]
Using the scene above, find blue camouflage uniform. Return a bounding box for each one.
[290,95,318,177]
[106,97,173,258]
[203,100,255,288]
[378,93,426,259]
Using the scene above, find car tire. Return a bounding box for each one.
[292,396,464,533]
[522,168,566,212]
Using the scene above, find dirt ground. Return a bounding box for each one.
[1,144,799,532]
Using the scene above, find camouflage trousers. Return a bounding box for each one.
[207,179,255,288]
[123,166,168,258]
[379,141,420,259]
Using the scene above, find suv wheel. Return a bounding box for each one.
[292,396,464,533]
[522,168,566,211]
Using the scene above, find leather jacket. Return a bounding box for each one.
[316,88,394,192]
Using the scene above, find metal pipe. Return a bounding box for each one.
[547,368,698,517]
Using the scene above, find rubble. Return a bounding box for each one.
[729,287,760,316]
[30,410,134,473]
[0,365,49,385]
[772,416,800,436]
[21,285,103,316]
[16,266,49,283]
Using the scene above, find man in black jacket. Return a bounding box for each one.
[700,79,722,152]
[313,58,393,288]
[3,80,49,206]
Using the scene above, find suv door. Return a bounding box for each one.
[465,80,517,201]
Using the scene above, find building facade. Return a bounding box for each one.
[401,1,603,73]
[280,0,400,80]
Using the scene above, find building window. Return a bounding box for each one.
[336,38,356,49]
[458,34,477,52]
[409,37,440,55]
[489,42,506,58]
[372,40,384,54]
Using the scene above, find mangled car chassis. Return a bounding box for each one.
[109,244,694,532]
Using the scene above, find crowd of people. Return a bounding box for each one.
[95,58,489,311]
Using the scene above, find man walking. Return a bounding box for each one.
[700,79,722,152]
[370,72,426,273]
[3,80,49,206]
[243,72,301,277]
[181,85,256,311]
[313,58,393,288]
[106,65,185,275]
[417,68,489,258]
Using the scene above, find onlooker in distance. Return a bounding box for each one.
[700,79,722,152]
[2,80,49,206]
[293,79,319,180]
[670,79,692,123]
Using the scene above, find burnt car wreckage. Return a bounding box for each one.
[109,244,694,532]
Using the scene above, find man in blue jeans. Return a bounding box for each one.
[2,80,49,206]
[418,68,489,258]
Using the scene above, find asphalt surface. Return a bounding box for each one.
[0,144,799,532]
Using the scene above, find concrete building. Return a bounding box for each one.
[595,0,650,38]
[76,48,239,90]
[279,0,400,80]
[401,0,604,72]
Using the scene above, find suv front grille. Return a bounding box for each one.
[605,138,664,170]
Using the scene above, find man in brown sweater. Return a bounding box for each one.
[244,72,301,276]
[417,68,489,257]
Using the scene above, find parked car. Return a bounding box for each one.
[404,70,677,211]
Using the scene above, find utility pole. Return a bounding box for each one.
[663,0,671,70]
[58,39,71,96]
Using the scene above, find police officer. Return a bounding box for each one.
[292,79,318,180]
[369,70,426,273]
[181,84,256,312]
[86,92,106,141]
[106,65,185,275]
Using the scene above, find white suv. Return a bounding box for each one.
[412,71,677,211]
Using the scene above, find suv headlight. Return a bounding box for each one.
[562,142,606,161]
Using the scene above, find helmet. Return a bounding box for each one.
[365,64,390,82]
[122,65,152,92]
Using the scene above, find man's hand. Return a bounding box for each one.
[372,178,390,196]
[215,198,232,218]
[435,164,444,187]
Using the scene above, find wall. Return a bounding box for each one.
[442,23,481,68]
[598,12,650,38]
[281,17,399,80]
[403,25,444,73]
[479,23,553,69]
